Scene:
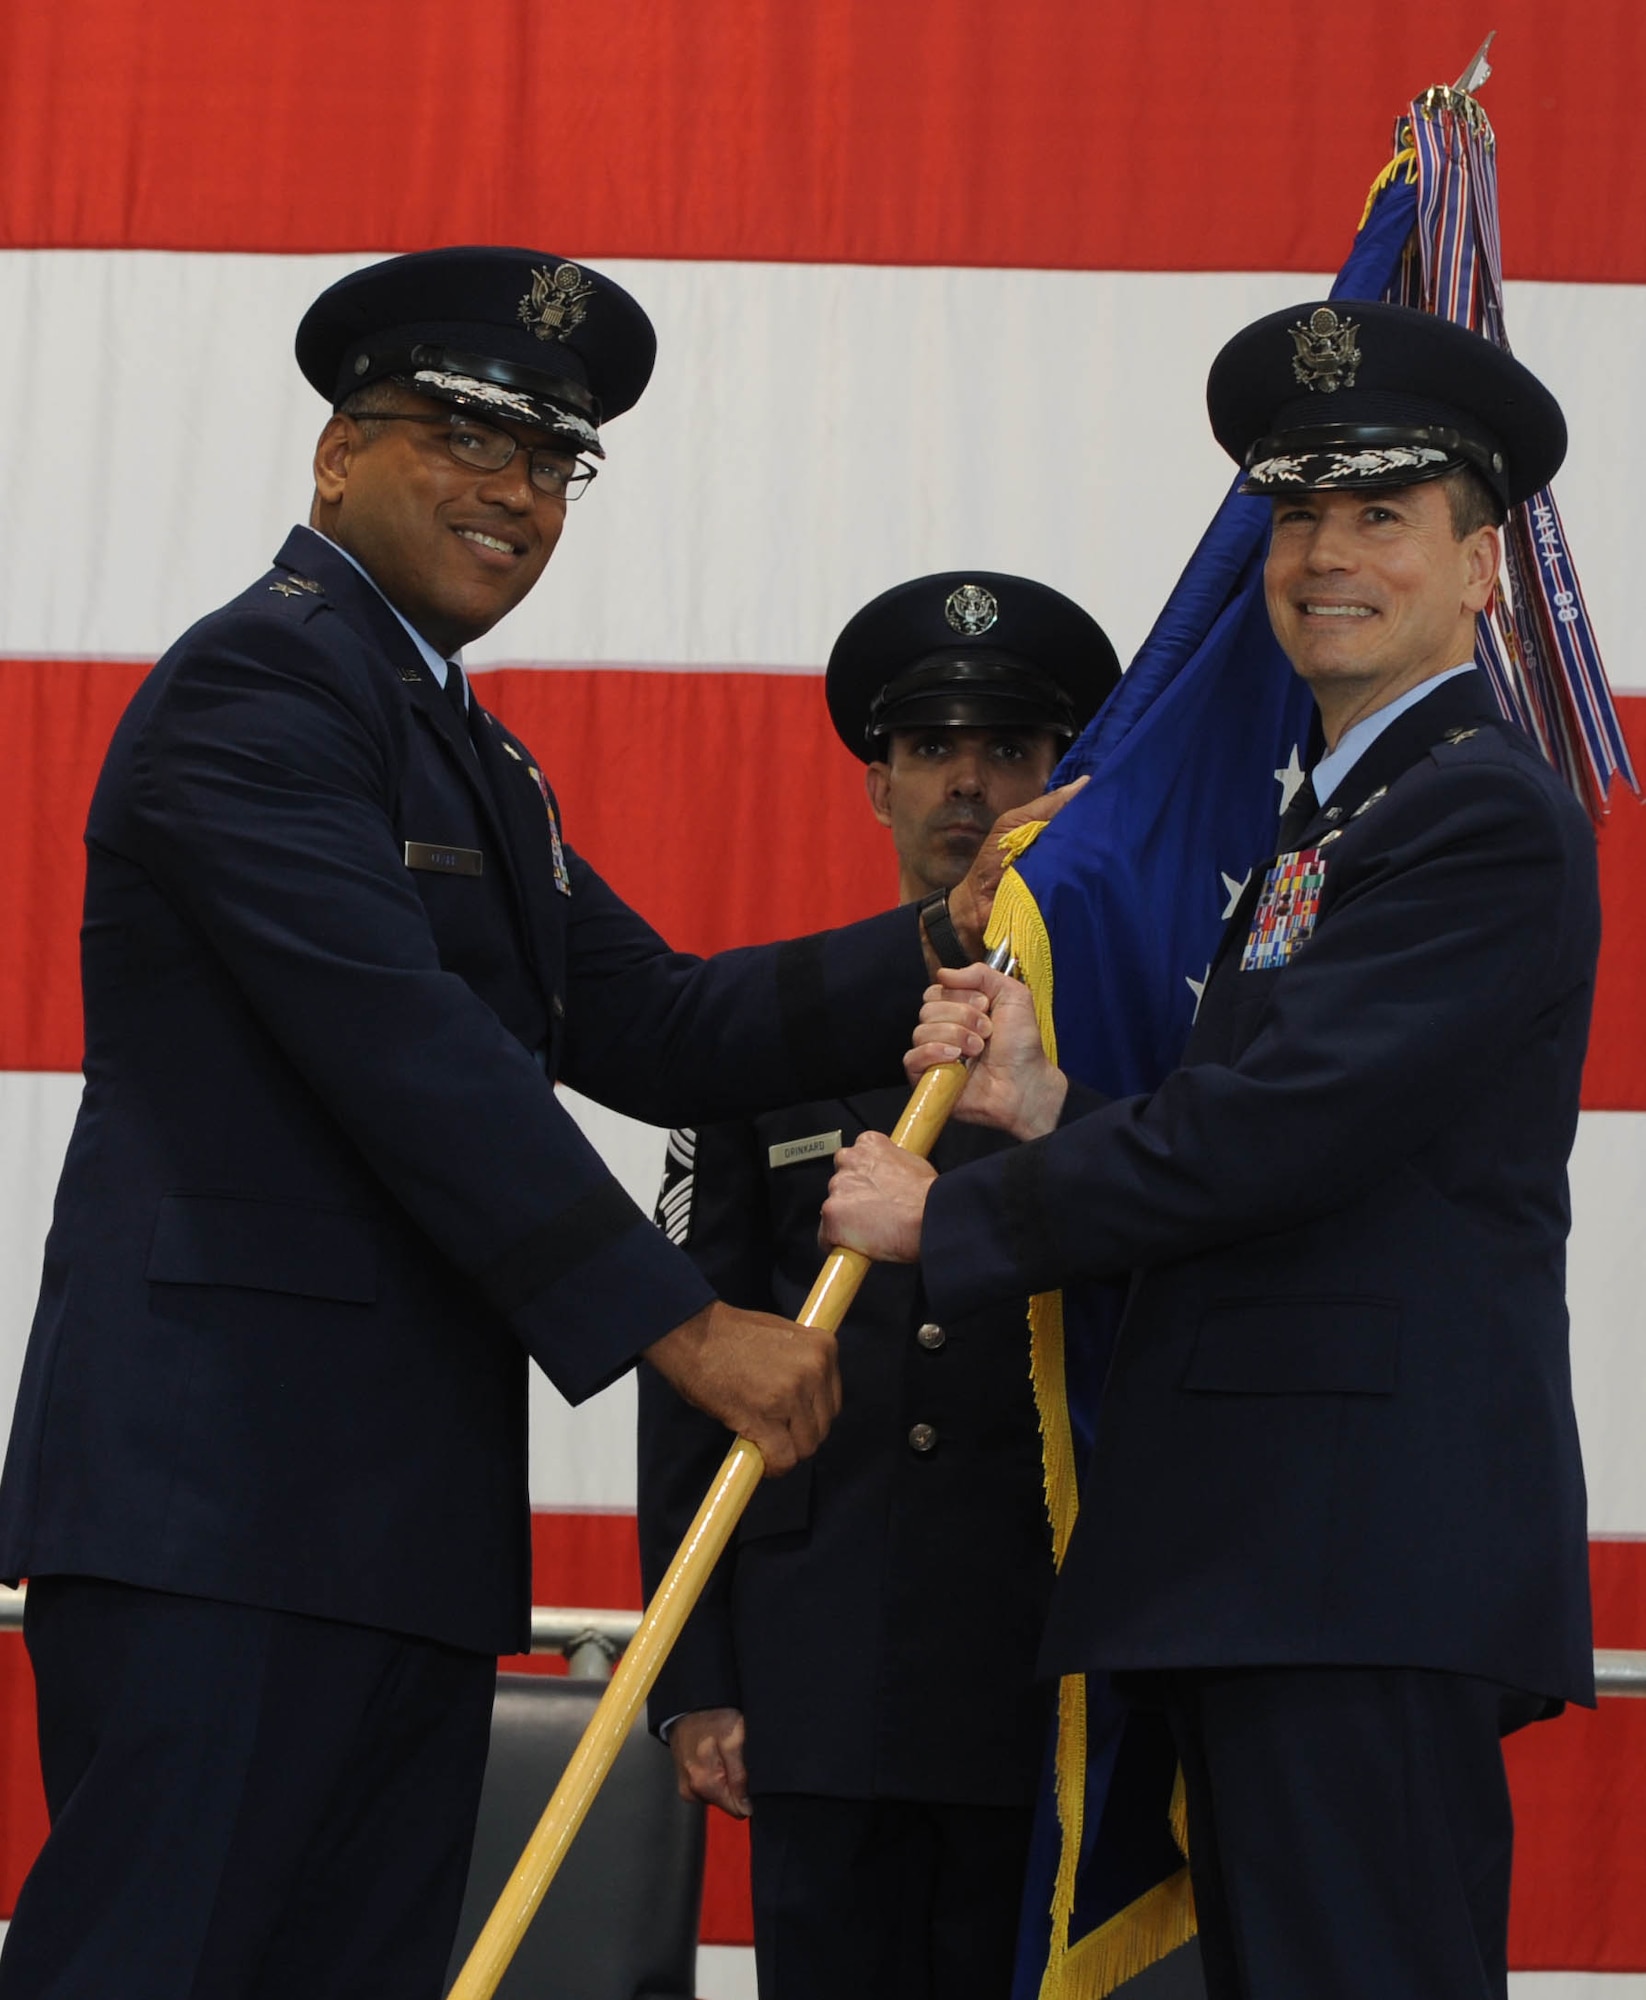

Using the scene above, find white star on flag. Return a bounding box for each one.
[1186,963,1210,1019]
[1274,743,1307,812]
[1220,869,1251,920]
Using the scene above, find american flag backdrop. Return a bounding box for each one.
[0,3,1643,1988]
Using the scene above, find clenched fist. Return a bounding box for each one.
[644,1300,841,1474]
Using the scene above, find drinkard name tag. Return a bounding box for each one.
[768,1131,843,1171]
[404,841,483,877]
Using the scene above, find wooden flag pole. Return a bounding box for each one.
[447,982,999,2000]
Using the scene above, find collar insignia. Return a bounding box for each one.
[944,582,999,635]
[1289,307,1361,394]
[519,262,596,343]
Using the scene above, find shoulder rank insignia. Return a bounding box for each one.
[526,766,573,895]
[269,573,323,599]
[1443,726,1480,744]
[1241,846,1327,971]
[1289,306,1361,394]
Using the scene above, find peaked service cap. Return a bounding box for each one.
[826,571,1121,762]
[295,246,657,459]
[1207,298,1565,509]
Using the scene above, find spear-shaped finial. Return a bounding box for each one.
[1454,30,1495,95]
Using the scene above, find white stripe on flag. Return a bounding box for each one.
[3,253,1642,685]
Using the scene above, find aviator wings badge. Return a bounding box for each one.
[518,262,596,343]
[1289,307,1361,394]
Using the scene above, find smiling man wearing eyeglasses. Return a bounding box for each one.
[311,397,596,657]
[0,247,1067,2000]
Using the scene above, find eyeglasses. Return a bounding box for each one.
[357,412,598,501]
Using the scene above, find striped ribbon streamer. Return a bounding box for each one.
[1387,91,1638,818]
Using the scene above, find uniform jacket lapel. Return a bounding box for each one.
[467,706,569,988]
[1286,668,1498,848]
[1214,669,1500,975]
[272,527,553,983]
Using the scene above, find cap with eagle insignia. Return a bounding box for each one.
[295,246,657,459]
[825,570,1121,761]
[1207,298,1566,508]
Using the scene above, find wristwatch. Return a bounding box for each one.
[916,889,971,970]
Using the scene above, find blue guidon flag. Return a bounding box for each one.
[998,62,1635,2000]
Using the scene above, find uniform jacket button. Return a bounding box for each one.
[916,1322,946,1351]
[908,1422,938,1454]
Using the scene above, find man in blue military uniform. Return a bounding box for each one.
[638,574,1120,2000]
[821,302,1599,2000]
[0,249,1062,2000]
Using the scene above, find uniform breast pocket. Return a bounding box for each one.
[767,1150,844,1278]
[734,1461,814,1544]
[1183,1297,1400,1395]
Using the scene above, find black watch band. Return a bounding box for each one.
[917,889,972,969]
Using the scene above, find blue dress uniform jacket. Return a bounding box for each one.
[638,1095,1054,1804]
[921,671,1599,1706]
[0,527,927,1658]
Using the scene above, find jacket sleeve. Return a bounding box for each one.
[556,852,923,1126]
[923,755,1598,1316]
[638,1120,777,1728]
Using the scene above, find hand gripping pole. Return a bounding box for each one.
[447,945,1011,2000]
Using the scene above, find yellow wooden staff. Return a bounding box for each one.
[447,961,1004,2000]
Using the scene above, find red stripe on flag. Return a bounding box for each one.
[2,1,1642,281]
[0,660,146,1074]
[498,1507,644,1678]
[5,661,1644,1111]
[1505,1539,1646,1969]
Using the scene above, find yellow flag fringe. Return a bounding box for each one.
[1358,138,1418,229]
[985,846,1197,1999]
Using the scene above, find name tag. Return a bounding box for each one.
[768,1131,843,1170]
[404,841,483,877]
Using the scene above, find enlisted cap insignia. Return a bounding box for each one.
[518,262,596,344]
[1289,307,1361,394]
[944,583,999,636]
[269,573,323,598]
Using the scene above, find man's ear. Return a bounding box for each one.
[865,759,894,829]
[312,414,356,507]
[1461,523,1502,615]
